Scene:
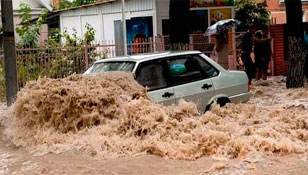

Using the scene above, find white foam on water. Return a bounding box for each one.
[1,74,308,160]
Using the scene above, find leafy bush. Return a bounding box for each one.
[59,0,97,10]
[48,28,62,44]
[0,4,104,101]
[16,3,48,47]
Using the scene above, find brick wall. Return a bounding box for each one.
[270,24,288,75]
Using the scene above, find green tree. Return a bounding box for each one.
[235,0,270,31]
[72,0,96,6]
[59,0,96,10]
[59,0,73,9]
[83,23,95,45]
[48,28,62,44]
[62,28,81,46]
[16,3,48,47]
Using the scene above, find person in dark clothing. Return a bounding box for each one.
[241,24,272,85]
[254,25,272,80]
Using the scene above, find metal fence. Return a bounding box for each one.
[0,36,166,89]
[0,34,244,91]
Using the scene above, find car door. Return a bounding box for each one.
[135,60,176,106]
[166,54,217,112]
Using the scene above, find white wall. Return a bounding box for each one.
[62,16,82,37]
[60,0,158,42]
[103,10,156,41]
[61,14,104,41]
[81,15,102,41]
[155,0,170,35]
[61,10,156,42]
[102,13,122,41]
[13,0,42,10]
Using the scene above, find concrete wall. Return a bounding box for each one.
[155,0,170,35]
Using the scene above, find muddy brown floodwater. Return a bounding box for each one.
[0,73,308,175]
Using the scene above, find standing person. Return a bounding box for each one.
[215,30,229,69]
[132,33,148,54]
[254,25,272,80]
[241,24,272,85]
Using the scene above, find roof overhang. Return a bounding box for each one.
[37,0,53,11]
[53,0,116,12]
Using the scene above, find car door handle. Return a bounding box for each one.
[202,84,213,89]
[162,92,174,98]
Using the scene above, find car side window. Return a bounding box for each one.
[167,56,204,85]
[194,55,219,78]
[136,62,168,91]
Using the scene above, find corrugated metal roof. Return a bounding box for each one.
[59,0,155,16]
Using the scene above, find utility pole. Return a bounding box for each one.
[121,0,127,56]
[1,0,18,106]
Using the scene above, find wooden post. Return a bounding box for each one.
[1,0,18,106]
[189,35,194,51]
[161,35,165,51]
[84,41,89,70]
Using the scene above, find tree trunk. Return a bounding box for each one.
[285,0,307,88]
[169,0,190,50]
[286,36,306,88]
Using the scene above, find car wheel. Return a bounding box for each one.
[204,98,230,113]
[217,98,230,107]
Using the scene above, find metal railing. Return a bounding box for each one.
[0,36,166,89]
[0,34,243,91]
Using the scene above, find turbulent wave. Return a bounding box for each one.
[2,73,308,160]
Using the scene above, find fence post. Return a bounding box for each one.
[161,35,165,51]
[149,37,153,52]
[84,41,89,70]
[189,35,194,51]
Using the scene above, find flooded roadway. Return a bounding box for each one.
[1,75,308,175]
[0,132,307,175]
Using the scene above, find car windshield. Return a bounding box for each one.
[86,62,135,74]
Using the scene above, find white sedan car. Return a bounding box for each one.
[84,51,251,112]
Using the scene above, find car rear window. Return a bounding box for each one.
[86,62,135,74]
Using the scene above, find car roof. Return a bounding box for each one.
[93,51,202,64]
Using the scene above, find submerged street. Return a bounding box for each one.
[0,76,308,175]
